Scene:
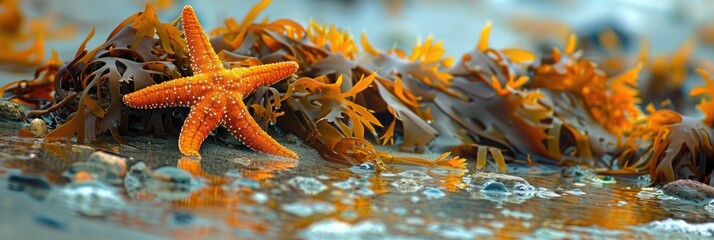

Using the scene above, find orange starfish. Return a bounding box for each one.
[123,5,299,158]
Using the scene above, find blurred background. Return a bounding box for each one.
[3,0,714,85]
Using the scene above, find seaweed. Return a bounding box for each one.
[41,4,186,143]
[0,0,76,71]
[7,1,714,183]
[691,69,714,127]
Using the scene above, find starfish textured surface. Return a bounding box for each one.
[122,5,299,158]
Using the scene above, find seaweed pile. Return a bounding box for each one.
[2,0,714,186]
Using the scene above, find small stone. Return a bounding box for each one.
[152,167,194,185]
[470,172,532,190]
[482,181,509,193]
[147,167,198,200]
[287,176,327,196]
[391,178,423,193]
[564,188,586,196]
[662,179,714,204]
[0,100,25,121]
[67,151,128,185]
[423,188,446,199]
[56,181,126,217]
[561,166,587,179]
[22,118,49,137]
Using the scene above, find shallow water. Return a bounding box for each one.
[1,134,714,240]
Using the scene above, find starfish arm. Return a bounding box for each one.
[122,74,209,109]
[231,61,299,96]
[224,95,299,159]
[178,92,227,156]
[182,6,223,74]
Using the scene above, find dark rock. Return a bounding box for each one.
[8,174,52,201]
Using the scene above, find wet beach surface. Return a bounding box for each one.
[1,122,714,239]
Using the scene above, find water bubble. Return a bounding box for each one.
[617,200,628,206]
[299,219,388,240]
[391,178,423,193]
[332,177,372,190]
[287,176,327,196]
[405,217,425,225]
[356,188,375,196]
[397,170,432,181]
[513,183,535,192]
[410,195,420,203]
[338,198,355,206]
[226,178,261,190]
[282,201,336,217]
[423,187,446,200]
[501,208,534,220]
[317,175,330,180]
[341,210,359,221]
[536,188,561,198]
[393,207,408,215]
[427,223,494,240]
[252,192,268,204]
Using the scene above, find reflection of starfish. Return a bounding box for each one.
[123,6,299,158]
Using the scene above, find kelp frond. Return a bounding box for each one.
[692,69,714,126]
[307,21,357,59]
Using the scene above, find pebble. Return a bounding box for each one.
[287,176,327,196]
[423,188,446,199]
[56,181,126,217]
[565,188,586,196]
[23,118,49,137]
[470,172,533,190]
[0,100,25,121]
[66,151,128,185]
[662,179,714,204]
[152,167,194,185]
[561,166,587,179]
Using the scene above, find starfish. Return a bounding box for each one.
[122,5,299,159]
